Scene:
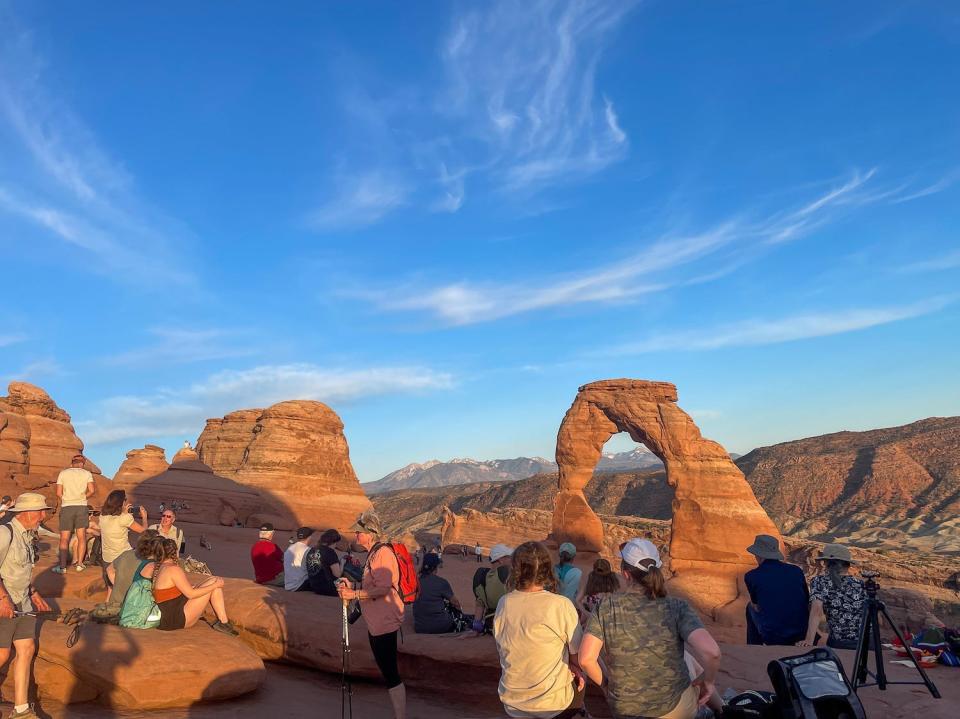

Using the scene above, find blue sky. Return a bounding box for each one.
[1,1,958,483]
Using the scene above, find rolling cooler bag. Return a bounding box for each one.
[767,647,866,719]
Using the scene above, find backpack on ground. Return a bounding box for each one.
[89,601,120,625]
[119,560,161,629]
[720,690,778,719]
[767,647,866,719]
[370,543,419,604]
[473,567,508,620]
[88,535,104,567]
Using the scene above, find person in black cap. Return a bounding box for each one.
[413,552,468,633]
[742,533,808,645]
[250,523,284,587]
[283,526,316,591]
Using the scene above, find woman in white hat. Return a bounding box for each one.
[797,543,865,650]
[578,538,721,719]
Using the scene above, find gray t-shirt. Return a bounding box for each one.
[584,592,703,718]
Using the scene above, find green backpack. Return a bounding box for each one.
[119,560,161,629]
[474,567,509,620]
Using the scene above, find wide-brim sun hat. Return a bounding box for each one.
[489,543,514,562]
[817,543,855,563]
[620,538,662,570]
[746,534,784,561]
[9,493,53,512]
[349,509,383,536]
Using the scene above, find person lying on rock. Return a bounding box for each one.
[141,537,238,635]
[472,542,513,634]
[413,552,470,633]
[305,529,343,596]
[337,509,407,719]
[0,493,54,719]
[742,533,809,646]
[797,543,865,650]
[578,538,722,719]
[494,541,586,719]
[251,522,284,587]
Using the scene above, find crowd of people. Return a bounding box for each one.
[0,454,881,719]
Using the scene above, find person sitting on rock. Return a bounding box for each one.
[414,552,468,633]
[94,529,160,622]
[141,537,238,635]
[578,557,620,618]
[337,509,407,719]
[148,508,185,555]
[494,541,586,719]
[306,529,343,596]
[555,542,583,604]
[797,544,865,650]
[578,538,722,719]
[283,527,317,591]
[742,533,808,646]
[99,489,148,596]
[472,543,513,633]
[251,522,284,587]
[53,453,96,575]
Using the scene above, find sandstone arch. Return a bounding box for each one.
[552,379,780,612]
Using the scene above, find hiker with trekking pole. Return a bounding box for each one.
[337,509,419,719]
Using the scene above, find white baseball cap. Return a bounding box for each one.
[620,538,662,570]
[489,543,514,562]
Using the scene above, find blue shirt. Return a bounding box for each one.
[744,559,809,644]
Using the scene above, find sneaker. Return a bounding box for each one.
[210,620,239,637]
[51,566,66,575]
[9,705,40,719]
[75,563,86,572]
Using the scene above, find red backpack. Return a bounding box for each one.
[370,543,420,604]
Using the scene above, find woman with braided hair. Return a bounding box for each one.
[138,537,238,635]
[493,541,586,719]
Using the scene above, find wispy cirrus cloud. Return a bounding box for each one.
[598,297,953,356]
[897,250,960,274]
[307,171,409,230]
[0,333,26,348]
[103,327,257,367]
[78,362,455,445]
[360,169,887,325]
[0,15,193,285]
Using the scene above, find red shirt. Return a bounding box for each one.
[251,540,284,584]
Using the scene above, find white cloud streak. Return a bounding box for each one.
[898,250,960,274]
[78,363,454,446]
[363,169,886,325]
[0,19,193,285]
[599,297,953,355]
[0,333,26,348]
[103,327,257,366]
[307,172,409,230]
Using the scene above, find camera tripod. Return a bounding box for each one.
[851,571,940,698]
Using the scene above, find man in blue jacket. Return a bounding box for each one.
[743,534,809,645]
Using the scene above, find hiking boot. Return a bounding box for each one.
[51,566,66,575]
[210,620,239,637]
[74,563,86,572]
[9,705,40,719]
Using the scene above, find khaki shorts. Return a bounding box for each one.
[0,614,37,648]
[658,684,699,719]
[60,505,89,532]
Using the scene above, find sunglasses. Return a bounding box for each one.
[161,514,174,519]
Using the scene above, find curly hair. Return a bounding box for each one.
[507,541,558,593]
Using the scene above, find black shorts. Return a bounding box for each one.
[158,595,188,631]
[368,630,401,688]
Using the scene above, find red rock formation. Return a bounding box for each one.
[553,379,780,615]
[0,382,110,506]
[197,401,371,531]
[113,445,169,488]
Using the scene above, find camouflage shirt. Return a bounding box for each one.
[584,591,703,718]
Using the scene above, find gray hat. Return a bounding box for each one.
[349,509,382,536]
[746,534,784,561]
[817,543,855,563]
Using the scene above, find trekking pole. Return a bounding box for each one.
[341,599,353,719]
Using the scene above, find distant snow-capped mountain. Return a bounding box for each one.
[363,448,664,494]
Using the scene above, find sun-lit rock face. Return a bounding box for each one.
[0,382,111,506]
[196,400,372,531]
[553,379,781,615]
[114,444,169,488]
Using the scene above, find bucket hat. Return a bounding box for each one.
[9,493,53,512]
[349,509,382,536]
[817,543,855,563]
[746,534,784,561]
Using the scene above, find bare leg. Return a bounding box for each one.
[12,638,34,707]
[388,683,406,719]
[0,646,10,669]
[75,527,87,566]
[182,594,214,628]
[207,586,229,623]
[183,577,229,626]
[58,530,71,569]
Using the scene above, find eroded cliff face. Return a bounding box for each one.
[0,382,111,505]
[196,400,371,530]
